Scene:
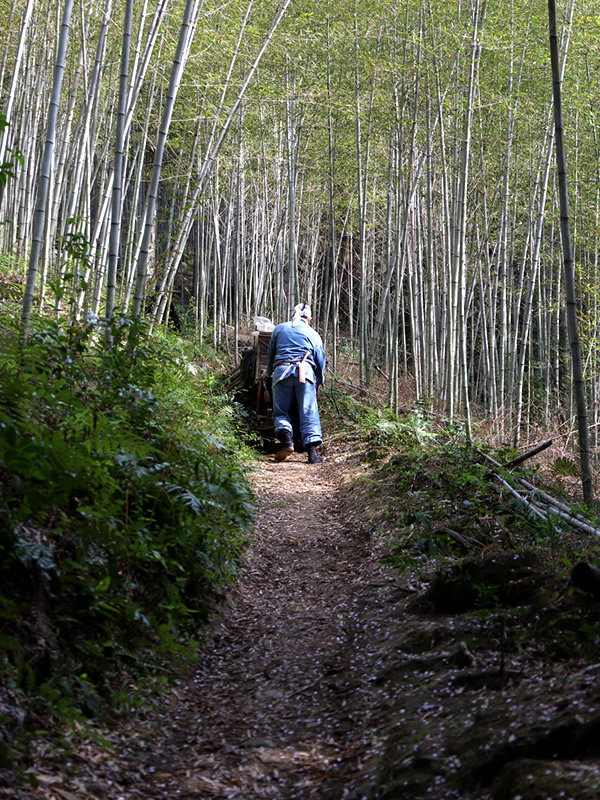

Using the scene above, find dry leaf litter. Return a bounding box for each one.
[6,444,404,799]
[6,441,600,800]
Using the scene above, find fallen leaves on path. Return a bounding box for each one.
[7,444,403,799]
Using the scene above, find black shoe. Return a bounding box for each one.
[307,444,325,464]
[275,430,294,461]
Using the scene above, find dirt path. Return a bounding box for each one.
[139,445,401,799]
[18,444,405,800]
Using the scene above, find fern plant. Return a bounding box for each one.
[0,311,254,748]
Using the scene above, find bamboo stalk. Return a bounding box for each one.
[502,439,553,469]
[491,472,549,522]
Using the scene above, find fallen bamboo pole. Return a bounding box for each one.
[502,439,553,470]
[491,473,549,522]
[475,448,600,538]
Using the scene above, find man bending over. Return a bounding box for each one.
[266,303,326,464]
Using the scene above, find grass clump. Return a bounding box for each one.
[0,313,254,759]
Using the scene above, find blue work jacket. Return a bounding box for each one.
[266,319,326,386]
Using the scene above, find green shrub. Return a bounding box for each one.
[0,313,254,740]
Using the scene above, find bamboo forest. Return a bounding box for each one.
[5,0,600,797]
[3,0,600,441]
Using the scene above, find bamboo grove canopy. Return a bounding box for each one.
[1,0,600,461]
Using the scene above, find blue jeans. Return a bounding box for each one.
[272,375,322,446]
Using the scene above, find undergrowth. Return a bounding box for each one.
[321,383,598,569]
[0,312,254,763]
[322,384,600,662]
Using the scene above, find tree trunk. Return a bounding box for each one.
[132,0,203,317]
[106,0,133,337]
[21,0,74,335]
[548,0,593,503]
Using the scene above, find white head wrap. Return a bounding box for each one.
[291,302,311,327]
